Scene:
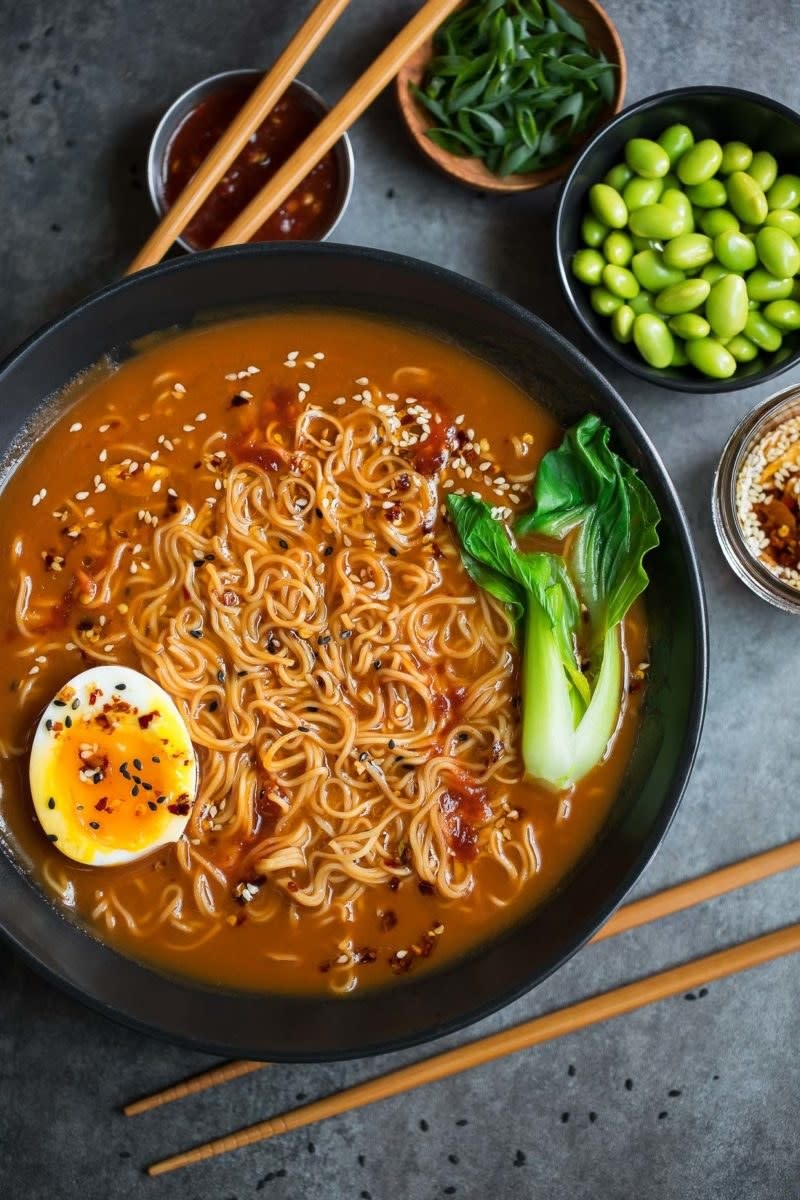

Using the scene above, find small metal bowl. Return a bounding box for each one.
[147,69,354,252]
[713,384,800,613]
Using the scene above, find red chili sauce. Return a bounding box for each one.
[162,80,341,248]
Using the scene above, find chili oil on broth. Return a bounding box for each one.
[0,312,648,994]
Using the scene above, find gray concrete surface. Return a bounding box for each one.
[1,2,799,1197]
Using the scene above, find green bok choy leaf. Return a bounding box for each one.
[446,414,660,790]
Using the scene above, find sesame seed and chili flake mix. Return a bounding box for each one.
[736,412,800,589]
[0,312,649,993]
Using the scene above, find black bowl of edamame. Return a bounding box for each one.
[555,86,800,392]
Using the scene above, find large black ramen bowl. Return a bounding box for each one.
[555,86,800,393]
[0,245,707,1060]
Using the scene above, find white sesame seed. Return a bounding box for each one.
[173,382,186,395]
[195,412,207,422]
[287,351,299,360]
[69,422,82,433]
[75,491,90,501]
[99,423,110,433]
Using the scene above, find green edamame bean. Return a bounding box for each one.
[603,231,634,267]
[655,278,711,315]
[668,313,711,339]
[745,309,782,352]
[677,139,723,186]
[756,226,800,277]
[660,188,694,235]
[625,138,671,179]
[765,209,800,237]
[727,172,769,225]
[670,341,689,367]
[687,179,727,208]
[700,208,739,237]
[720,141,753,174]
[763,299,800,330]
[714,229,758,272]
[622,176,664,210]
[611,304,635,343]
[572,248,606,285]
[602,264,640,300]
[726,334,759,362]
[582,214,609,247]
[631,249,685,291]
[746,268,794,302]
[766,174,800,211]
[701,262,730,285]
[604,162,634,191]
[629,291,659,316]
[633,313,674,368]
[748,151,778,192]
[685,337,737,379]
[748,298,760,309]
[589,184,628,229]
[662,233,714,270]
[658,124,695,165]
[629,204,684,240]
[706,274,749,338]
[590,287,623,316]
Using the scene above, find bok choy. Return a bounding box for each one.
[447,414,660,790]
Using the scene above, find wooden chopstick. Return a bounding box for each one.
[126,0,353,275]
[123,1059,265,1117]
[213,0,464,248]
[123,837,800,1117]
[148,921,800,1175]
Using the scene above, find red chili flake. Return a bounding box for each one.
[389,951,414,975]
[88,689,99,705]
[395,472,411,492]
[431,542,443,560]
[384,502,403,524]
[219,590,240,607]
[137,710,159,729]
[286,880,299,893]
[94,797,108,812]
[439,774,491,862]
[355,946,378,964]
[379,909,398,932]
[413,398,457,477]
[167,800,191,816]
[490,739,505,763]
[387,877,400,892]
[418,880,435,896]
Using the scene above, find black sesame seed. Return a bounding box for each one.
[389,546,398,557]
[589,1111,597,1123]
[388,739,396,750]
[340,629,353,639]
[189,629,203,639]
[668,1089,682,1098]
[92,773,102,784]
[204,553,215,562]
[448,1153,459,1164]
[209,701,218,713]
[568,1064,576,1077]
[624,1079,633,1091]
[455,1119,468,1127]
[359,751,369,762]
[131,786,140,797]
[141,782,153,791]
[357,1154,366,1167]
[64,715,72,728]
[115,682,126,690]
[53,698,67,707]
[157,796,166,804]
[298,725,310,733]
[47,798,55,810]
[147,800,157,811]
[71,697,80,710]
[560,1112,569,1123]
[217,669,226,682]
[457,731,469,742]
[133,758,142,770]
[45,719,53,731]
[193,558,205,568]
[444,1188,456,1196]
[48,833,58,842]
[317,634,331,646]
[698,987,708,998]
[658,1111,668,1120]
[419,1119,429,1132]
[513,1150,526,1167]
[151,756,160,763]
[323,545,333,556]
[373,660,382,670]
[278,538,289,550]
[89,821,100,830]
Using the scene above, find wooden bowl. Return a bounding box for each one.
[396,0,627,193]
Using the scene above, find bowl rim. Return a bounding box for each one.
[0,242,708,1060]
[554,84,800,394]
[146,68,355,251]
[395,0,627,194]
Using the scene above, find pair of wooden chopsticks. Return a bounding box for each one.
[125,837,800,1175]
[127,0,464,274]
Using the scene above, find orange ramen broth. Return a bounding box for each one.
[0,313,647,994]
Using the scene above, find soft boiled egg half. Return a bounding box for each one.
[29,665,197,866]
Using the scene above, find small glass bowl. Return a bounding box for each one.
[713,384,800,614]
[147,69,355,253]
